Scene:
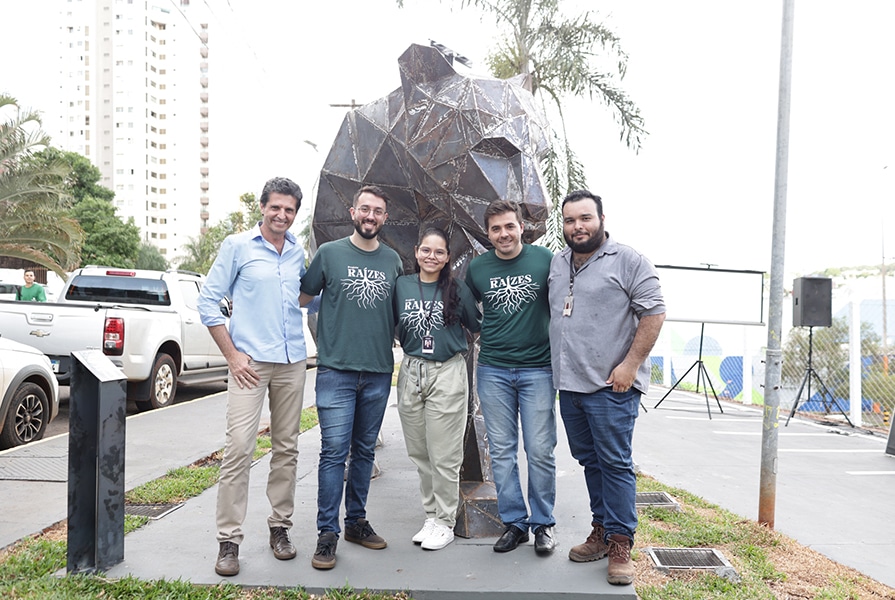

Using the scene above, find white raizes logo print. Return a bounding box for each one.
[400,298,444,339]
[341,265,391,308]
[485,274,539,314]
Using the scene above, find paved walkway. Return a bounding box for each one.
[2,376,894,596]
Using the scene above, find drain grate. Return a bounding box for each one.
[645,547,739,581]
[636,491,681,511]
[0,456,68,482]
[126,503,183,519]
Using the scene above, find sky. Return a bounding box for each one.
[2,0,894,281]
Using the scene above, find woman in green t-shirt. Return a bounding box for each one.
[394,227,481,551]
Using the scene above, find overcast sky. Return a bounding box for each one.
[3,0,894,280]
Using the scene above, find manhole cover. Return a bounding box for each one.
[645,547,739,581]
[636,491,681,511]
[126,503,183,519]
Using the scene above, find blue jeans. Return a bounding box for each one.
[559,388,640,541]
[476,364,556,531]
[315,367,392,535]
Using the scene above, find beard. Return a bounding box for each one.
[353,217,381,240]
[564,219,605,254]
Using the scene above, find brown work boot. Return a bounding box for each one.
[214,541,239,576]
[569,522,609,562]
[269,526,296,560]
[606,534,635,585]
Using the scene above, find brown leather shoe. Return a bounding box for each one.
[569,522,609,562]
[269,526,296,560]
[606,534,635,585]
[215,541,239,576]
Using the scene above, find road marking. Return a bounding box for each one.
[714,431,851,436]
[666,416,759,422]
[846,471,895,475]
[778,449,880,453]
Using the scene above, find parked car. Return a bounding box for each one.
[0,336,59,449]
[0,267,229,411]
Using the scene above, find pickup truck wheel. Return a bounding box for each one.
[136,353,177,412]
[0,383,50,449]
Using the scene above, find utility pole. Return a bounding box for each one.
[759,0,795,530]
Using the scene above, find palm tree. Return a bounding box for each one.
[0,95,83,275]
[397,0,646,249]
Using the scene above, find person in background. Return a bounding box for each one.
[394,226,481,551]
[18,270,46,302]
[548,189,665,586]
[198,176,313,577]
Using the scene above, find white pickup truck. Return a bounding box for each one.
[0,267,229,411]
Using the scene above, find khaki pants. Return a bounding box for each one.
[397,353,468,528]
[216,360,306,543]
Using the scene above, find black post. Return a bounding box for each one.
[67,350,127,574]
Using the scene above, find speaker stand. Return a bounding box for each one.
[653,322,724,419]
[785,326,854,427]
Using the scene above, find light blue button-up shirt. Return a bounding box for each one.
[198,224,312,364]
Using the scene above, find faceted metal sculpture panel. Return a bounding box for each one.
[313,42,551,275]
[313,43,552,538]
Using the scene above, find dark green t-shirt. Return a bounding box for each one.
[394,274,481,362]
[465,244,552,368]
[300,237,403,373]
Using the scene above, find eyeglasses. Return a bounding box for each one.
[353,205,386,217]
[418,246,448,259]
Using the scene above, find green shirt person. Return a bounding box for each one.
[18,270,47,302]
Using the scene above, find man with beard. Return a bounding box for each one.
[547,190,665,586]
[299,185,403,570]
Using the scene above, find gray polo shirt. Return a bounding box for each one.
[548,234,665,395]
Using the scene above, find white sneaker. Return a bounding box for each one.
[421,522,454,551]
[412,518,436,544]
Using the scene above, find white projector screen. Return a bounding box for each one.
[656,265,766,325]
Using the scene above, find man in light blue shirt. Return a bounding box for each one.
[198,176,314,577]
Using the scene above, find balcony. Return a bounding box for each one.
[200,106,208,117]
[200,76,208,88]
[200,167,209,176]
[199,122,208,133]
[200,210,209,221]
[200,196,209,206]
[200,92,208,103]
[200,47,208,58]
[200,181,209,191]
[200,151,209,161]
[200,136,208,147]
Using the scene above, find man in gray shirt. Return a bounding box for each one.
[548,190,665,587]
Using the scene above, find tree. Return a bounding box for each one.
[70,196,141,268]
[0,95,83,275]
[177,193,260,274]
[781,316,882,400]
[136,242,170,271]
[397,0,646,250]
[32,147,142,268]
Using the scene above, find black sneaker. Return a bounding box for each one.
[344,518,387,549]
[311,532,338,570]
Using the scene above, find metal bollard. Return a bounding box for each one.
[66,350,127,574]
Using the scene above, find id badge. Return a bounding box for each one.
[422,335,435,354]
[563,295,574,317]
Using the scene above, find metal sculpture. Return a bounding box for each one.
[313,42,551,537]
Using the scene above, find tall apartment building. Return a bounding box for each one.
[54,0,212,263]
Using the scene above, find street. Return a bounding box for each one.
[44,381,228,440]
